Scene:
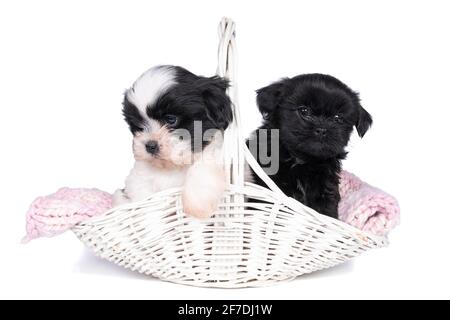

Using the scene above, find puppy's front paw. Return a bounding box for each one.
[182,192,218,219]
[182,165,226,219]
[112,188,130,207]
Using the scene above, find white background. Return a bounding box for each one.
[1,0,449,299]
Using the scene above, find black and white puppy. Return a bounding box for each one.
[113,65,232,219]
[248,74,372,218]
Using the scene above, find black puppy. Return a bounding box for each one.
[248,74,372,218]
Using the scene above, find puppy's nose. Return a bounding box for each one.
[314,127,327,137]
[145,140,159,154]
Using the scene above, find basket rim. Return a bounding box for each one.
[74,181,388,246]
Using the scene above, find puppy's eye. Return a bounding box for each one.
[333,114,344,123]
[164,114,178,127]
[297,106,311,117]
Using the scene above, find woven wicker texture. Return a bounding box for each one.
[73,18,388,288]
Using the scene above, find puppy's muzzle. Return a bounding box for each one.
[145,140,160,155]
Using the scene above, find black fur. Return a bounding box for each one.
[249,74,372,218]
[122,66,232,152]
[122,96,145,135]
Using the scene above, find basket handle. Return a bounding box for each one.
[217,18,287,198]
[216,18,245,188]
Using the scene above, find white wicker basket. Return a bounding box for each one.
[73,18,388,288]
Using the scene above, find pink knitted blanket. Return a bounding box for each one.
[22,188,112,243]
[338,171,400,236]
[22,171,399,242]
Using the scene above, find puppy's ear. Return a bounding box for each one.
[200,76,233,130]
[356,104,373,137]
[256,80,287,119]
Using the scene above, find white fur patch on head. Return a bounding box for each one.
[127,65,177,117]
